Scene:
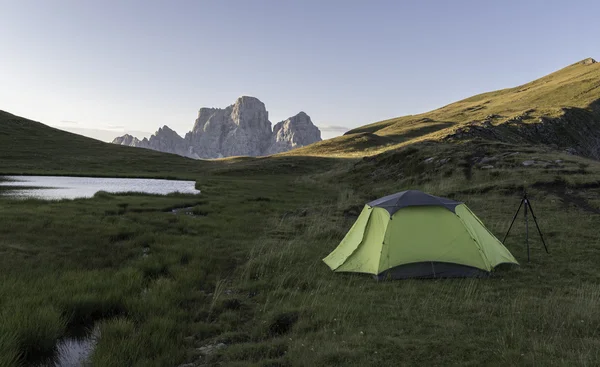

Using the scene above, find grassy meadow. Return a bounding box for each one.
[2,137,600,366]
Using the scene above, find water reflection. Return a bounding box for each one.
[28,325,99,367]
[53,326,99,367]
[0,175,200,200]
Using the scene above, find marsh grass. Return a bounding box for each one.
[0,330,20,367]
[0,305,65,364]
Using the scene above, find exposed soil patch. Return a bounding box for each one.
[446,184,525,197]
[460,153,476,180]
[108,231,134,243]
[267,312,299,337]
[541,169,589,175]
[247,196,272,202]
[343,204,363,218]
[536,184,600,214]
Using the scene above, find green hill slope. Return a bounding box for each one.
[291,58,600,157]
[0,110,211,178]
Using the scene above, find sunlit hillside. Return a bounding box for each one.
[289,58,600,157]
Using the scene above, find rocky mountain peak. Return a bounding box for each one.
[113,97,321,159]
[285,112,312,127]
[154,125,182,140]
[267,112,322,155]
[157,125,175,132]
[112,134,133,144]
[231,96,269,130]
[234,95,265,107]
[112,134,142,147]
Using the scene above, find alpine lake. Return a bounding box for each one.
[0,176,200,200]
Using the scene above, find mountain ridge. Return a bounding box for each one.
[112,96,322,159]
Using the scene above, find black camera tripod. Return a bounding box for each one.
[502,191,549,262]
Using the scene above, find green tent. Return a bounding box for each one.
[323,190,518,279]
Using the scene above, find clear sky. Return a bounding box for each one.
[1,0,598,141]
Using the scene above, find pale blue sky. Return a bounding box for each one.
[1,0,598,141]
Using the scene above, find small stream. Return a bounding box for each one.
[30,325,99,367]
[52,327,99,367]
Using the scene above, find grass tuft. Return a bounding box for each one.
[0,305,65,364]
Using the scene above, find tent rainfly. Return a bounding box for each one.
[323,190,518,279]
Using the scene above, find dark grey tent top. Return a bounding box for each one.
[367,190,462,215]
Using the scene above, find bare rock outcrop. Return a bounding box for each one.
[444,101,600,160]
[582,57,597,65]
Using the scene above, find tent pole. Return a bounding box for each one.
[502,197,524,244]
[525,198,549,254]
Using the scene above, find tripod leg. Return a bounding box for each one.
[525,200,530,262]
[526,199,549,254]
[503,199,524,243]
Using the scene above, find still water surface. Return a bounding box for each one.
[0,175,200,199]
